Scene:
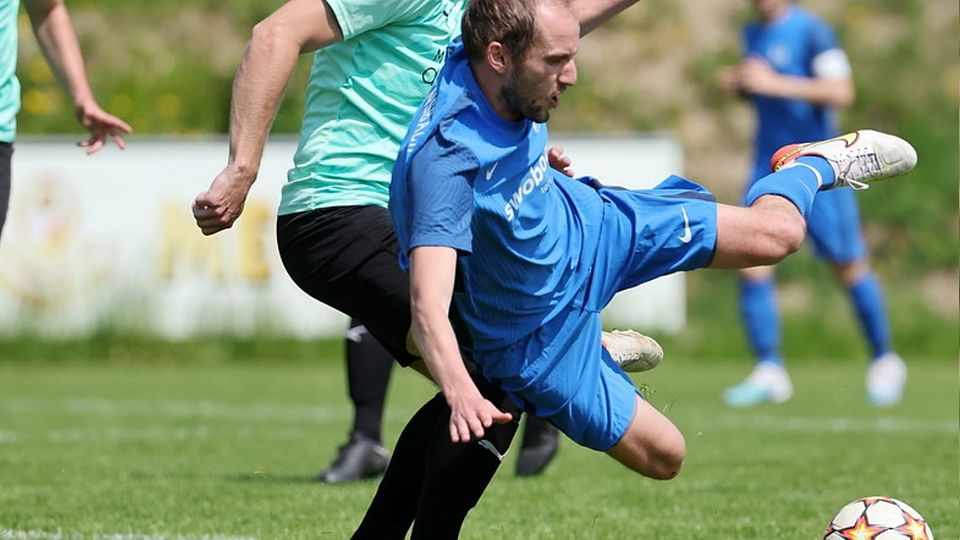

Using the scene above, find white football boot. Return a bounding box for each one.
[866,352,907,406]
[602,329,663,373]
[723,361,793,407]
[771,129,918,191]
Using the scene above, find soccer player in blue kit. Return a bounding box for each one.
[388,0,916,483]
[718,0,907,407]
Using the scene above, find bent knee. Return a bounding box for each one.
[650,433,686,480]
[781,215,806,255]
[758,216,805,263]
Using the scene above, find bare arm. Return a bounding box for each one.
[192,0,343,235]
[23,0,132,153]
[409,246,512,443]
[735,56,854,108]
[569,0,640,36]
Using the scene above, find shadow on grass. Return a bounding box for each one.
[229,472,323,485]
[129,470,322,485]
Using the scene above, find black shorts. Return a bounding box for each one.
[0,142,11,239]
[277,205,471,367]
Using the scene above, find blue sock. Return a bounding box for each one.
[848,272,892,359]
[745,156,836,219]
[739,279,783,365]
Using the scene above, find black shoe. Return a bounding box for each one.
[317,434,389,484]
[515,416,559,477]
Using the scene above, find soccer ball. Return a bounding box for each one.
[823,496,934,539]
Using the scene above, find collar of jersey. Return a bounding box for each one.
[459,59,529,139]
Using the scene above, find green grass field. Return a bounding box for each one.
[0,354,955,540]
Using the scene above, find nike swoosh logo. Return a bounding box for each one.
[678,206,692,243]
[345,325,368,343]
[838,131,859,147]
[485,162,499,181]
[777,132,861,170]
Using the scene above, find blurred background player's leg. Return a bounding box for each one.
[845,269,906,406]
[724,265,793,407]
[808,187,906,407]
[515,415,559,476]
[318,319,394,483]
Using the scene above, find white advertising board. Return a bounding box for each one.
[0,135,685,338]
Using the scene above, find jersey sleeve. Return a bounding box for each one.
[407,134,478,256]
[324,0,432,40]
[808,19,852,79]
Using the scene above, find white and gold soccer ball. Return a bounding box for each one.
[823,496,934,540]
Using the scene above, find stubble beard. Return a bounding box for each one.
[502,71,550,123]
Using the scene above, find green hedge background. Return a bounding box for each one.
[11,1,957,355]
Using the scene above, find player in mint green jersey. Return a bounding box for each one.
[194,0,493,485]
[0,0,131,240]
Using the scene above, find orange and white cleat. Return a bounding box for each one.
[771,130,917,191]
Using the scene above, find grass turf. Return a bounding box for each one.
[0,356,955,539]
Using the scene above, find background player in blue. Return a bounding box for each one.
[0,0,131,241]
[390,0,915,486]
[717,0,907,407]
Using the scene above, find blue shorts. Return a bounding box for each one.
[477,175,718,450]
[748,161,866,263]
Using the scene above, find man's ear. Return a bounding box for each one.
[486,42,511,74]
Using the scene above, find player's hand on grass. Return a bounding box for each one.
[548,145,574,177]
[192,165,255,235]
[446,389,513,443]
[74,99,132,155]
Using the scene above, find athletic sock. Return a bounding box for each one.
[745,155,836,219]
[351,394,444,540]
[410,374,520,539]
[848,272,892,359]
[796,155,838,188]
[345,319,394,442]
[352,373,520,540]
[739,278,783,365]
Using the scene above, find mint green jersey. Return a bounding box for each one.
[0,1,20,143]
[278,0,464,215]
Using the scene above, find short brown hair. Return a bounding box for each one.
[461,0,544,63]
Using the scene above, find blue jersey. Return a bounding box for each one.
[744,5,846,164]
[391,39,603,351]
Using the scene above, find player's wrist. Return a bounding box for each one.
[226,161,259,185]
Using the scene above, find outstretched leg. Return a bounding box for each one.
[608,130,915,476]
[712,130,917,269]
